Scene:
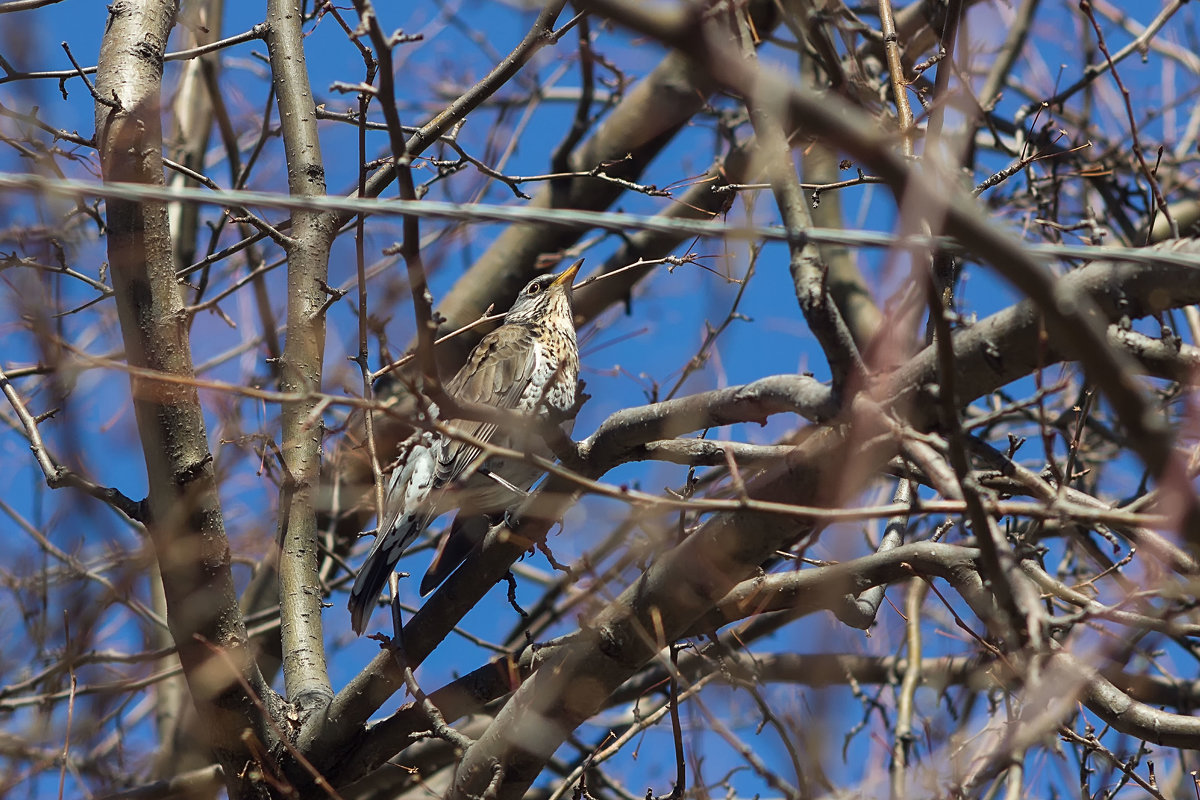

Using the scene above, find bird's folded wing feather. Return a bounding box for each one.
[435,324,538,489]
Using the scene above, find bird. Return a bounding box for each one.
[348,259,583,635]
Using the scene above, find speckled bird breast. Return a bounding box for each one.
[514,323,579,418]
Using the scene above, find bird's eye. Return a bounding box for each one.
[526,282,542,296]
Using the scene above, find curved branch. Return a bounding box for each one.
[577,374,836,465]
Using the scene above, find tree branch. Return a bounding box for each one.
[93,0,279,794]
[265,0,335,729]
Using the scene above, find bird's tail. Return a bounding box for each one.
[420,512,491,595]
[347,512,428,635]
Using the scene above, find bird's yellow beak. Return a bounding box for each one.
[551,258,584,288]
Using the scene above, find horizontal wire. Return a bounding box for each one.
[4,170,1198,270]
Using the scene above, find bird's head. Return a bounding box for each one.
[503,258,583,325]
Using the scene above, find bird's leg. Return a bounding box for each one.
[387,571,407,652]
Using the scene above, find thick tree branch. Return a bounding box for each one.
[266,0,335,726]
[93,0,279,794]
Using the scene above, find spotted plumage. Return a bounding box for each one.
[348,260,583,635]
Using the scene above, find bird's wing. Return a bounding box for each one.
[435,323,538,489]
[347,431,439,634]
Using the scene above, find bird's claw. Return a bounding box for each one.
[368,631,397,649]
[504,506,522,530]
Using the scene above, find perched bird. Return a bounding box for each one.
[348,259,583,635]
